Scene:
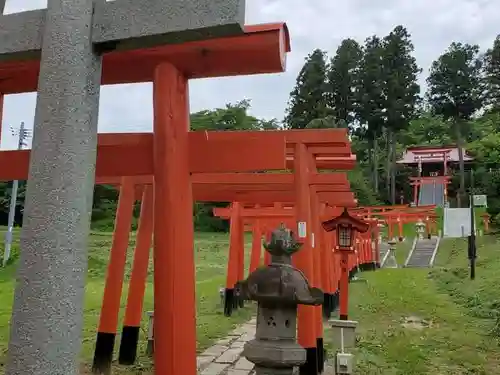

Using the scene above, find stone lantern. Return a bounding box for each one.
[384,239,398,269]
[377,222,385,244]
[415,219,425,240]
[237,224,323,375]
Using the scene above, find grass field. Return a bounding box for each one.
[331,234,500,374]
[2,225,500,374]
[0,229,254,374]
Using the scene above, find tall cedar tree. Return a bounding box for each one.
[356,36,385,192]
[327,38,363,130]
[381,26,421,204]
[285,49,329,129]
[484,35,500,110]
[426,42,483,206]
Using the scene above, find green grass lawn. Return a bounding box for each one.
[0,229,254,374]
[3,225,500,374]
[326,234,500,374]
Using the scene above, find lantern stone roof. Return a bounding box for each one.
[397,145,473,164]
[321,208,370,233]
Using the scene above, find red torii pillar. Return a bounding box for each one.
[118,185,154,365]
[93,178,136,372]
[213,196,356,374]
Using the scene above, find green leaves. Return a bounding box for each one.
[381,25,421,131]
[327,38,363,127]
[285,49,330,129]
[426,42,483,121]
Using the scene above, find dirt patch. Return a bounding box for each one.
[401,315,432,330]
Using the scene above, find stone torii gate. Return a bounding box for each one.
[0,2,245,375]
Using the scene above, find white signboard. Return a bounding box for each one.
[297,221,307,238]
[473,195,488,208]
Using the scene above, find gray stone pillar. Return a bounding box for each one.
[5,1,102,374]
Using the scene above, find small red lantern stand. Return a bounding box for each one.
[322,208,369,320]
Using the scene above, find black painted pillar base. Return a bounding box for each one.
[332,291,339,311]
[322,293,331,319]
[339,314,348,320]
[299,347,319,375]
[224,288,234,317]
[317,338,324,373]
[92,332,116,374]
[146,339,154,357]
[118,325,140,365]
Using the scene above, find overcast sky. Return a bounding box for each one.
[2,0,499,149]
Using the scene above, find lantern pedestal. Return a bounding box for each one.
[328,319,358,349]
[329,319,358,375]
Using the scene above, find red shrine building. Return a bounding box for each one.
[397,145,474,206]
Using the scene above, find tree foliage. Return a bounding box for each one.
[426,42,484,205]
[7,25,500,231]
[484,35,500,109]
[380,25,421,203]
[327,39,362,129]
[285,49,330,129]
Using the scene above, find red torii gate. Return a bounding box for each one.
[103,128,354,374]
[0,10,295,375]
[0,128,352,374]
[209,176,354,309]
[94,128,354,374]
[212,196,383,372]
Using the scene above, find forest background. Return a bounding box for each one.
[3,25,500,231]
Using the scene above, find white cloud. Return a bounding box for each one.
[2,0,499,149]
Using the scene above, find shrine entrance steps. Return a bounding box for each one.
[404,236,441,268]
[418,181,445,207]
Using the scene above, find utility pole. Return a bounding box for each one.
[468,168,476,280]
[2,122,31,267]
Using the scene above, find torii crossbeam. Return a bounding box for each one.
[0,2,253,375]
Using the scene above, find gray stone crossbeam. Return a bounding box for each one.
[0,0,245,62]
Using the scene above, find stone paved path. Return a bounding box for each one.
[198,318,257,375]
[197,318,333,375]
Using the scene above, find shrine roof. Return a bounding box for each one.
[0,22,290,94]
[397,145,473,164]
[406,145,457,151]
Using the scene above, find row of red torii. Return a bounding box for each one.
[0,4,428,375]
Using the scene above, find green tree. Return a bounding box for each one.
[305,115,339,129]
[355,36,385,192]
[381,26,421,204]
[426,42,483,206]
[484,35,500,110]
[327,38,363,129]
[399,112,452,146]
[285,49,329,129]
[191,100,260,131]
